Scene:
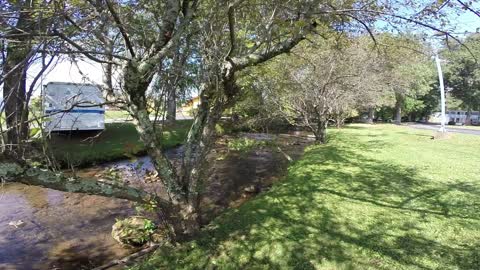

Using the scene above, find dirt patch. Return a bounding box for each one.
[199,133,309,222]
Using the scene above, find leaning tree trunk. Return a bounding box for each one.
[180,88,223,206]
[120,60,199,235]
[0,157,163,205]
[130,106,200,235]
[179,61,240,222]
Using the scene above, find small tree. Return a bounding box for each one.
[444,33,480,124]
[257,36,393,143]
[375,34,434,124]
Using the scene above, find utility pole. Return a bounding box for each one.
[435,53,447,133]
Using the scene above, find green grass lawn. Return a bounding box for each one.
[132,124,480,270]
[50,120,192,167]
[105,110,131,120]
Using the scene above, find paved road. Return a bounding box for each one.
[408,123,480,136]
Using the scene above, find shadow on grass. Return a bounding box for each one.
[134,126,480,270]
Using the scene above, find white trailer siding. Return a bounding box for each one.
[43,82,105,132]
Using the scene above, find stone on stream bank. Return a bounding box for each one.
[112,216,158,247]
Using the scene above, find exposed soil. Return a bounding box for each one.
[0,132,311,270]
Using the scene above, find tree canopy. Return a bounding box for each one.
[1,0,478,237]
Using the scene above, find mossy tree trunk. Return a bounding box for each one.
[121,59,200,234]
[0,158,164,205]
[180,61,238,216]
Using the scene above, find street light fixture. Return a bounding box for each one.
[431,32,449,133]
[435,53,447,133]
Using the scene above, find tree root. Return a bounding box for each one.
[91,243,161,270]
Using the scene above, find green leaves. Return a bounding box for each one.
[444,33,480,110]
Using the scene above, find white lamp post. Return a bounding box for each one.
[435,53,447,133]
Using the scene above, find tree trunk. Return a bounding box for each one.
[336,118,342,128]
[3,50,30,148]
[165,38,191,125]
[0,158,162,205]
[166,87,176,124]
[129,100,200,235]
[132,109,200,235]
[180,61,239,223]
[394,93,403,124]
[180,87,229,209]
[367,108,375,124]
[2,1,34,152]
[123,60,200,235]
[466,108,472,126]
[314,120,327,143]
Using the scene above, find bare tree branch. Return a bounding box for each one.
[226,3,236,59]
[457,0,480,18]
[342,13,377,47]
[105,0,136,58]
[52,29,118,64]
[232,22,316,70]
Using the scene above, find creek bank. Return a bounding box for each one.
[0,132,312,269]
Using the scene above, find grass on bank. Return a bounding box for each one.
[105,110,131,120]
[50,120,192,167]
[132,124,480,270]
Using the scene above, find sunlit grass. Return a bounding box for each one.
[132,124,480,270]
[105,110,131,120]
[50,120,192,167]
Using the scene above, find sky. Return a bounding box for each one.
[24,1,480,97]
[441,2,480,34]
[26,57,104,96]
[374,1,479,39]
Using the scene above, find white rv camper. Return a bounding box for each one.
[42,82,105,132]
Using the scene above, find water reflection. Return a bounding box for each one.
[0,183,133,270]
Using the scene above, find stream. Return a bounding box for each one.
[0,133,311,270]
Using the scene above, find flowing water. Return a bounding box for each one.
[0,133,311,270]
[0,184,135,270]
